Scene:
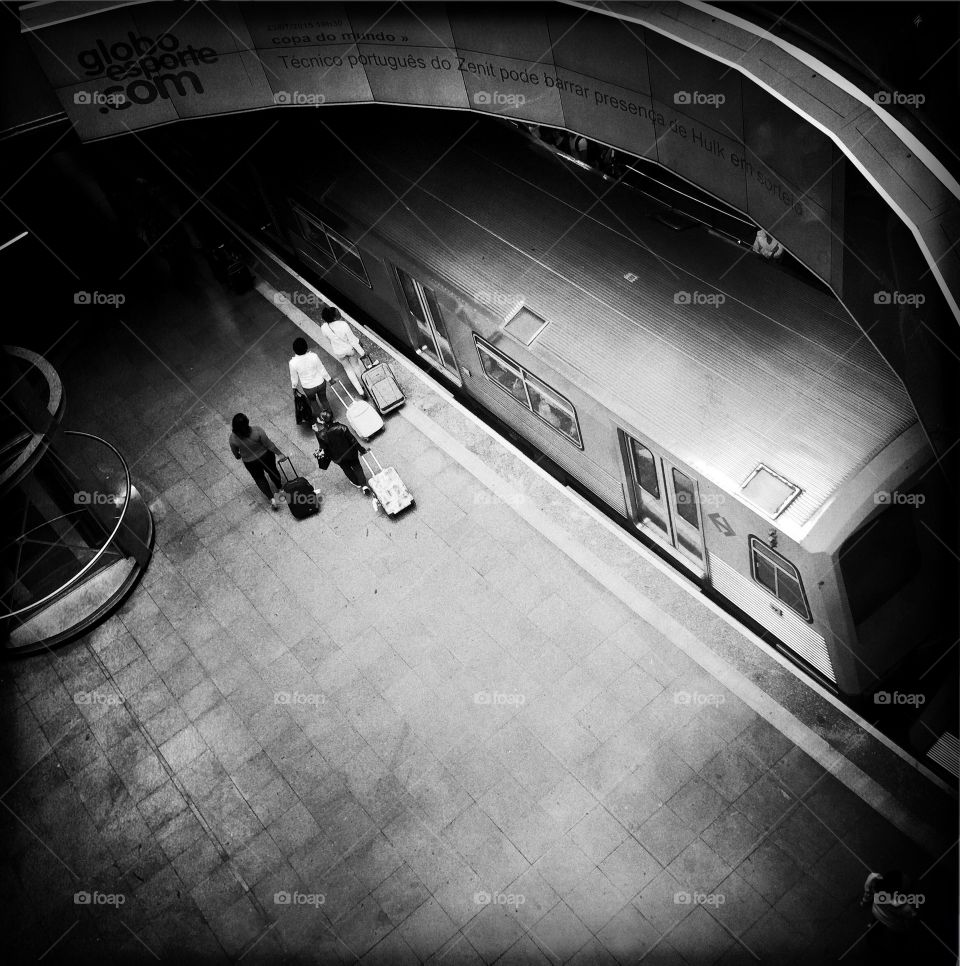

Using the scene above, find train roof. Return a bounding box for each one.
[310,119,917,536]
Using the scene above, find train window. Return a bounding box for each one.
[475,336,583,448]
[322,226,370,286]
[839,506,921,624]
[293,207,333,263]
[292,206,369,285]
[525,377,581,446]
[477,343,527,404]
[630,441,659,498]
[749,537,812,621]
[672,469,700,529]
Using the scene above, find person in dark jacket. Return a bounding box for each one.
[229,413,286,509]
[313,410,370,493]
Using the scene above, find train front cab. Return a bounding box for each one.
[805,424,957,699]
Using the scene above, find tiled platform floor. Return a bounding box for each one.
[1,257,954,965]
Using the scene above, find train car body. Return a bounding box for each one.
[200,116,952,703]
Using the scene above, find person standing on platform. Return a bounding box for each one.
[289,337,330,416]
[753,228,785,261]
[313,410,370,494]
[229,413,286,510]
[320,305,367,397]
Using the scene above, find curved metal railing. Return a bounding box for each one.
[2,430,133,620]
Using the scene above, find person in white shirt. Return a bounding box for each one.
[320,305,367,397]
[753,228,785,260]
[289,337,330,417]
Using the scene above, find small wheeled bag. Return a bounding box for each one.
[360,357,405,415]
[330,380,383,441]
[360,451,414,516]
[293,390,312,425]
[277,456,320,519]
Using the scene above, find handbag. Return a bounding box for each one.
[315,448,331,471]
[294,389,312,425]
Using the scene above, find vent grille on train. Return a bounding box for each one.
[470,375,627,517]
[926,732,959,778]
[709,555,836,683]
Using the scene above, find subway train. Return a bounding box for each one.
[132,110,956,772]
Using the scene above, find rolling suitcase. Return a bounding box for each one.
[330,380,383,441]
[277,456,320,519]
[360,357,405,415]
[360,451,414,516]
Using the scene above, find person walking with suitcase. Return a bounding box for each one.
[229,413,286,510]
[320,305,367,397]
[289,337,330,416]
[313,410,370,493]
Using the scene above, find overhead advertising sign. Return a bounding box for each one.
[27,1,841,286]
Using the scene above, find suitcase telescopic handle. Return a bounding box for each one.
[329,379,352,409]
[276,455,298,482]
[359,451,383,474]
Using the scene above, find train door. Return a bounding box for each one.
[622,432,707,574]
[394,266,462,386]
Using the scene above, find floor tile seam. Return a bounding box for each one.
[397,405,949,857]
[77,637,285,959]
